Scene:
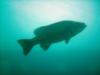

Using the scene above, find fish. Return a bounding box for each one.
[18,20,86,56]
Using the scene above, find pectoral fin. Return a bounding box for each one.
[65,38,71,44]
[40,43,51,50]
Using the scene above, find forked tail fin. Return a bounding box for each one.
[18,39,37,56]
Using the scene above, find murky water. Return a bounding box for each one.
[0,0,100,75]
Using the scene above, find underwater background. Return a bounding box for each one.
[0,0,100,75]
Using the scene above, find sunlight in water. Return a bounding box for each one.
[34,3,67,22]
[10,1,94,32]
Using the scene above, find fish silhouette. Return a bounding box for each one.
[18,20,86,55]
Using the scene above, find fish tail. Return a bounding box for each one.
[18,38,37,56]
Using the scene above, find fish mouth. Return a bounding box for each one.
[77,22,87,33]
[80,22,87,30]
[82,23,87,29]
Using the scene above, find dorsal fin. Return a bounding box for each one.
[34,26,46,35]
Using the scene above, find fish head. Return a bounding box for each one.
[76,22,86,33]
[70,21,87,36]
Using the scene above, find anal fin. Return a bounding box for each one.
[40,43,51,50]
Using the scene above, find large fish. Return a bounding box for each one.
[18,20,86,55]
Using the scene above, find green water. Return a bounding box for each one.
[0,0,100,75]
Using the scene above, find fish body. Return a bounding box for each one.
[18,20,86,55]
